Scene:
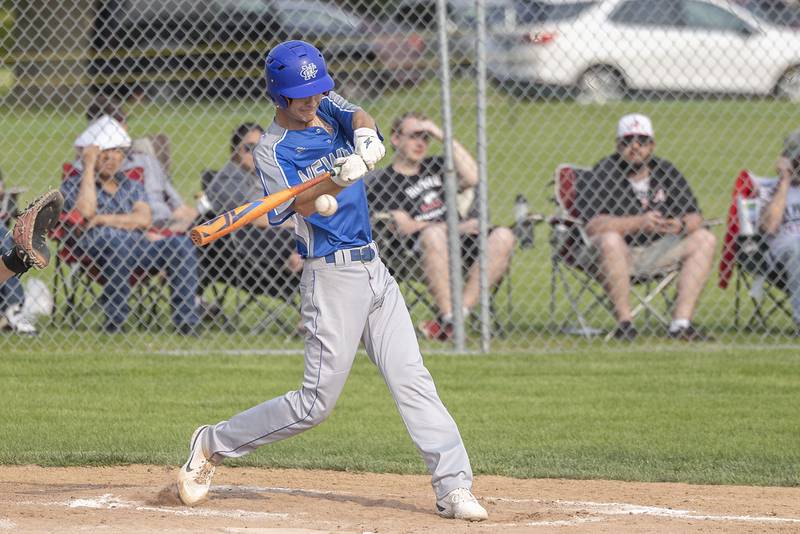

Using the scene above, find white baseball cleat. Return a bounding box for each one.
[436,488,488,521]
[177,425,216,505]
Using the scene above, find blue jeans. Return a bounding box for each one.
[770,239,800,325]
[78,227,199,330]
[0,233,24,311]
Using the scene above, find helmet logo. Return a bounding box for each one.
[300,63,318,81]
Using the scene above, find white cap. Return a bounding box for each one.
[74,115,131,151]
[616,113,654,139]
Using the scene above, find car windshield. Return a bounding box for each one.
[737,0,800,28]
[515,1,597,24]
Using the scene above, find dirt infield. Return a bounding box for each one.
[0,465,798,533]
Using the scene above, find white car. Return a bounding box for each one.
[487,0,800,102]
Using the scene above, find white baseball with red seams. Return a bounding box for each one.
[314,194,338,216]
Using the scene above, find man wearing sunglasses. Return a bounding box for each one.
[366,112,515,341]
[575,113,716,341]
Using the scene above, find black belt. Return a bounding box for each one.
[324,245,376,264]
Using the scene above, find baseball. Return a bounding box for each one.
[315,194,338,216]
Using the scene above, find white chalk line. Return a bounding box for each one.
[487,496,800,525]
[5,486,800,528]
[17,493,287,520]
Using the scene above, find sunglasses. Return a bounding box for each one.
[619,135,653,147]
[404,131,430,142]
[241,143,258,153]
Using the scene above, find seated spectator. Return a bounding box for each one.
[575,113,716,341]
[62,117,200,334]
[367,112,515,341]
[83,94,197,234]
[204,123,302,296]
[758,127,800,335]
[0,173,34,334]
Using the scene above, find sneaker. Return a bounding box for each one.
[612,321,637,341]
[436,488,488,521]
[177,425,216,505]
[668,325,713,342]
[418,319,453,341]
[4,304,37,335]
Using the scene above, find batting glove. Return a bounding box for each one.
[332,155,368,187]
[353,128,385,170]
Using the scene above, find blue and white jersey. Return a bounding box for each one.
[253,92,373,259]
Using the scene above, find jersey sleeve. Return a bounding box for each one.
[253,143,300,226]
[665,162,701,217]
[319,91,360,142]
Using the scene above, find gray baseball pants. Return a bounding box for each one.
[203,242,473,499]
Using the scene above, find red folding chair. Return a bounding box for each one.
[50,162,168,329]
[718,170,792,332]
[548,163,679,338]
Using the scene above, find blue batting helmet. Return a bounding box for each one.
[265,40,335,108]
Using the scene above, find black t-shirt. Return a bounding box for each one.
[367,157,452,222]
[575,153,701,245]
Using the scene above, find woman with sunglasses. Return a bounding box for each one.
[203,122,304,304]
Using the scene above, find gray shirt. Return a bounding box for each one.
[125,152,183,226]
[206,160,262,213]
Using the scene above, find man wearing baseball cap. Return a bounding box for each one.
[758,128,800,334]
[574,113,716,340]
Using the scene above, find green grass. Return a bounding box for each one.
[0,347,798,486]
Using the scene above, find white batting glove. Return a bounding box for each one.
[332,155,368,187]
[353,128,385,170]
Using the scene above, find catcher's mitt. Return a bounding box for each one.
[11,190,64,269]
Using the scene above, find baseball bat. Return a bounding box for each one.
[190,171,332,246]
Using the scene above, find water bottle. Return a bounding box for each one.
[513,194,534,249]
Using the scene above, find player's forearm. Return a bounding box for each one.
[76,167,99,219]
[352,109,377,132]
[96,212,151,230]
[294,180,343,217]
[761,184,789,235]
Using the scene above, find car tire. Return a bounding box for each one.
[576,66,625,104]
[775,66,800,102]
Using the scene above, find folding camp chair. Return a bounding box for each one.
[548,163,679,338]
[50,163,169,330]
[195,169,300,335]
[370,207,517,337]
[719,170,793,332]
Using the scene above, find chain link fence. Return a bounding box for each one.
[2,0,800,354]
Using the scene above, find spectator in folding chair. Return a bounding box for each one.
[575,113,716,341]
[62,118,201,334]
[366,112,515,341]
[203,123,303,320]
[757,128,800,335]
[84,94,198,234]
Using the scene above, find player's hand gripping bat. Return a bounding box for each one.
[190,170,333,246]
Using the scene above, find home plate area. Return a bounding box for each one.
[0,465,798,533]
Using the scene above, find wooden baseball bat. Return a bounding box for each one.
[190,171,332,246]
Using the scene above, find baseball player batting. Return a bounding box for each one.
[176,40,488,522]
